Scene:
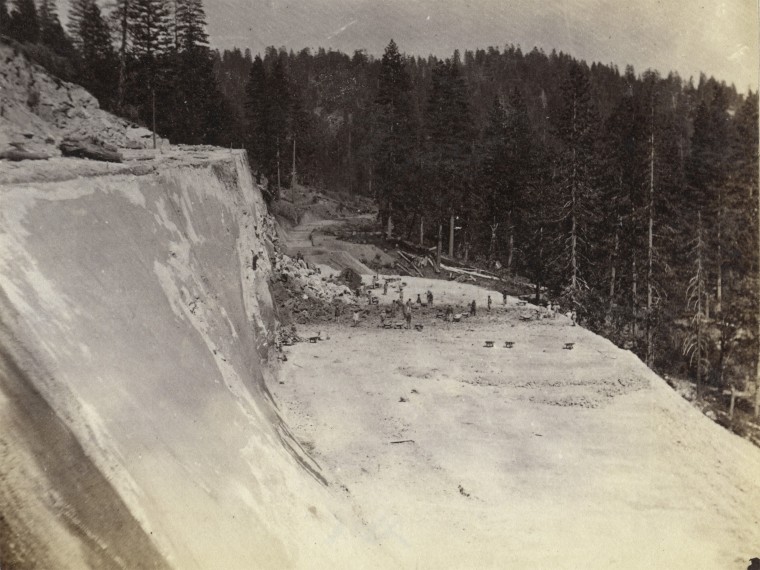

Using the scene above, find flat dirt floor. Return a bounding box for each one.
[272,277,760,569]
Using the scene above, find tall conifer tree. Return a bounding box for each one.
[375,39,414,238]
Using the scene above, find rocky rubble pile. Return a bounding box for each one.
[0,39,164,161]
[274,252,356,304]
[271,252,358,326]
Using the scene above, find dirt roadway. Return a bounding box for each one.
[278,211,394,276]
[272,282,760,569]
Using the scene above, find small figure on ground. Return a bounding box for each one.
[296,251,304,262]
[426,290,434,306]
[383,280,388,295]
[502,289,507,305]
[352,310,360,327]
[445,305,454,322]
[399,287,404,303]
[416,293,422,304]
[405,303,412,329]
[309,231,315,246]
[487,295,492,312]
[470,300,477,316]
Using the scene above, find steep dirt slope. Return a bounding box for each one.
[0,150,391,569]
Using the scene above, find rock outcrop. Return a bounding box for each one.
[0,38,164,160]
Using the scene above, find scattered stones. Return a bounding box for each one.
[0,38,163,162]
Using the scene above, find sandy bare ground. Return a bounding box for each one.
[272,279,760,569]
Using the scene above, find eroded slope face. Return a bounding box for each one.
[0,152,386,569]
[0,38,159,158]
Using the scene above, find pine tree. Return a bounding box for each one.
[0,0,9,35]
[550,62,601,315]
[722,92,760,392]
[598,82,639,331]
[67,0,89,50]
[8,0,39,43]
[683,212,710,397]
[479,95,510,260]
[175,0,207,51]
[79,0,117,107]
[109,0,131,112]
[424,57,472,261]
[129,0,172,64]
[375,39,414,239]
[126,0,173,132]
[37,0,69,53]
[171,0,224,144]
[478,89,533,269]
[245,54,269,175]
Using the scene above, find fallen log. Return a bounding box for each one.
[394,261,413,276]
[0,148,52,161]
[60,136,123,163]
[440,263,500,281]
[398,251,423,276]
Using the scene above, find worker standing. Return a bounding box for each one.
[383,281,388,295]
[470,300,477,316]
[487,295,492,312]
[405,301,412,329]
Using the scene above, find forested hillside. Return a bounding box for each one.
[1,0,758,397]
[1,0,230,144]
[216,41,758,395]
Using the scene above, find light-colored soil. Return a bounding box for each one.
[0,153,395,570]
[273,209,760,569]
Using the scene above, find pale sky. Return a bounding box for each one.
[203,0,759,90]
[58,0,758,90]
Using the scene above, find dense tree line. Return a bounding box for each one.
[217,40,757,391]
[1,3,757,392]
[1,0,229,145]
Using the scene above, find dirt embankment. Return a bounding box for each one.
[0,150,394,569]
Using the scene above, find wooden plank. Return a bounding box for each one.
[440,263,500,281]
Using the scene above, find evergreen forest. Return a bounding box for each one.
[1,0,758,394]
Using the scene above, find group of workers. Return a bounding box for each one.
[352,275,562,330]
